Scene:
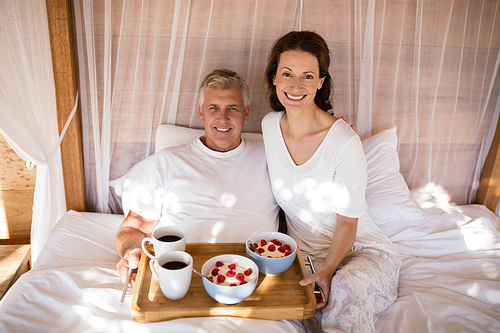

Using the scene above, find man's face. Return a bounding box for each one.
[198,87,249,152]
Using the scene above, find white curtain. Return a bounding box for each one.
[0,0,66,263]
[73,0,500,213]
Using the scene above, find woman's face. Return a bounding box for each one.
[273,50,325,112]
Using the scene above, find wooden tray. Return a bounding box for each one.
[131,243,316,322]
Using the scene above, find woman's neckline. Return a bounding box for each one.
[277,111,339,167]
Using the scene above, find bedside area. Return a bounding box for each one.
[0,244,31,300]
[0,134,35,301]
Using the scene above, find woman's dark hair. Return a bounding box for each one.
[265,31,333,113]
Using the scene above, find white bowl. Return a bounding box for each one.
[201,254,259,305]
[246,232,297,276]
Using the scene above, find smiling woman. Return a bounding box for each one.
[262,31,402,332]
[272,51,325,115]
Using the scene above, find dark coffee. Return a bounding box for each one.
[162,261,188,270]
[158,235,182,242]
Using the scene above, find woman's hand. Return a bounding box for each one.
[299,266,335,309]
[301,215,358,309]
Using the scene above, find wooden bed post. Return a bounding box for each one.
[46,0,87,212]
[476,111,500,213]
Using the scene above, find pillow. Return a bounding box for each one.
[362,126,424,225]
[154,124,423,225]
[155,124,263,152]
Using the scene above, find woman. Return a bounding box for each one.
[262,31,401,333]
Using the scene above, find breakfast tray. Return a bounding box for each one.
[131,242,316,322]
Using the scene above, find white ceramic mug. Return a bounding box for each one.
[149,251,193,300]
[141,226,186,259]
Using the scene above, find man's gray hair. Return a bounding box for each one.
[198,69,250,108]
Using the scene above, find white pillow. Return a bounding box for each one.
[153,124,423,225]
[362,126,424,225]
[155,124,263,152]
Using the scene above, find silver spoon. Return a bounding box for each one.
[247,241,262,256]
[192,268,209,280]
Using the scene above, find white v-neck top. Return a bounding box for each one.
[262,111,396,259]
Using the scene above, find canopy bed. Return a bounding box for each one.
[0,0,499,332]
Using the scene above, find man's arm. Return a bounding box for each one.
[116,210,157,286]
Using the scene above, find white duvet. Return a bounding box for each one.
[0,210,303,333]
[0,192,499,332]
[375,192,500,333]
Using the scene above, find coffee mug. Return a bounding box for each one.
[149,251,193,300]
[141,226,186,260]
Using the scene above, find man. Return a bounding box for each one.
[114,69,280,286]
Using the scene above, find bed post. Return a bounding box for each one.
[476,112,500,213]
[46,0,87,212]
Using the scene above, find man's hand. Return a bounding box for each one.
[116,248,141,287]
[341,116,356,132]
[115,211,157,287]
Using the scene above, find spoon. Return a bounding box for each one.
[192,268,209,280]
[247,241,262,256]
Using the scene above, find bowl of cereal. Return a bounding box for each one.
[246,232,297,276]
[201,254,259,304]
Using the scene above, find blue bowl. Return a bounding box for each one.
[201,254,259,305]
[246,232,297,276]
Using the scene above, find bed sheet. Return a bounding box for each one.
[375,189,500,333]
[0,210,304,333]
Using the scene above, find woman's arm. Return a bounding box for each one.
[299,214,358,309]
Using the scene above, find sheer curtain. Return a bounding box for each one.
[0,0,66,263]
[73,0,500,214]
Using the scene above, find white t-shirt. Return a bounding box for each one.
[262,111,396,259]
[112,138,279,233]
